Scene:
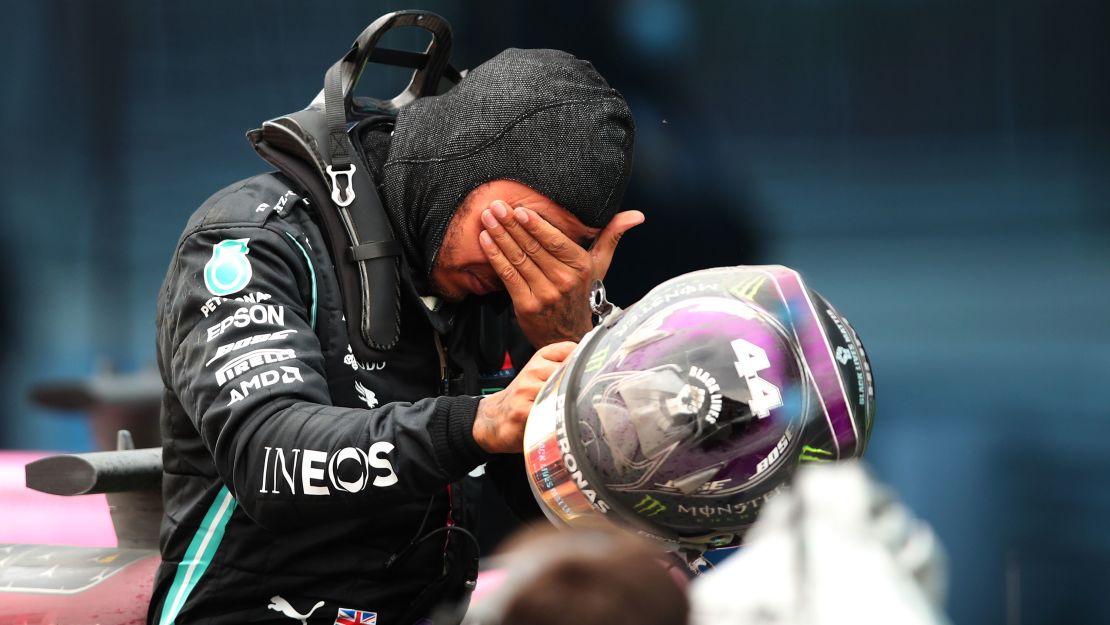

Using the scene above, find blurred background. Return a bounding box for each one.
[0,0,1107,622]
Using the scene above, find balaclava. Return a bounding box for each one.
[374,48,635,277]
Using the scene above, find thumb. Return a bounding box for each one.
[536,340,578,363]
[591,210,644,279]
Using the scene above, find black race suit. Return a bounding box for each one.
[148,172,534,625]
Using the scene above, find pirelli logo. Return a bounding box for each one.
[215,348,297,385]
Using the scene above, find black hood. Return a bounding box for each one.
[375,47,635,277]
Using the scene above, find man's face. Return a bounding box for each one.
[429,180,599,301]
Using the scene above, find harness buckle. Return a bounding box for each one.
[326,163,357,207]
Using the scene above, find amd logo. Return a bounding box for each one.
[259,443,398,495]
[227,365,302,406]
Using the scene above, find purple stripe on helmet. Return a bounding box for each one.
[764,268,857,456]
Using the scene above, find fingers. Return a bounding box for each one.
[479,203,550,291]
[481,201,593,314]
[474,341,579,454]
[492,202,562,267]
[532,342,576,382]
[485,201,587,287]
[535,340,577,362]
[479,228,533,302]
[590,210,644,279]
[512,206,591,267]
[520,341,577,387]
[524,360,560,389]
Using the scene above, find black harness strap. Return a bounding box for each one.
[350,240,402,262]
[247,9,458,364]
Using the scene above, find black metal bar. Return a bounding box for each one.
[367,47,428,69]
[24,448,162,496]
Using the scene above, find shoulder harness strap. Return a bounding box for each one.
[246,10,461,362]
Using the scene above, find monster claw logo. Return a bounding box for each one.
[634,495,667,517]
[584,346,610,374]
[729,275,766,301]
[204,239,253,296]
[799,445,834,463]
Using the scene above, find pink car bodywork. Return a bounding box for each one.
[0,451,502,625]
[0,452,116,547]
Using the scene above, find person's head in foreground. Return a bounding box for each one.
[461,525,689,625]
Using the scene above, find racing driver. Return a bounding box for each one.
[149,47,641,624]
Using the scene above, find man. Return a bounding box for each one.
[148,48,639,624]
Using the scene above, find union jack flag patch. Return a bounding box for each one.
[334,608,377,625]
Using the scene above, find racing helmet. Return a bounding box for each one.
[523,266,875,551]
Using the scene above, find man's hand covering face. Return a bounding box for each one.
[377,48,635,279]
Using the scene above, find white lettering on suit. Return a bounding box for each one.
[259,442,398,494]
[226,365,303,406]
[215,348,297,385]
[200,292,272,318]
[206,304,286,342]
[206,330,298,366]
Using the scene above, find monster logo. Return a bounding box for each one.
[633,495,667,517]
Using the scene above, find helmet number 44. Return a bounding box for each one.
[731,338,783,418]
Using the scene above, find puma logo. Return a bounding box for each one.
[268,595,325,625]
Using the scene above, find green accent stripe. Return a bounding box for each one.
[158,487,237,625]
[285,232,318,329]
